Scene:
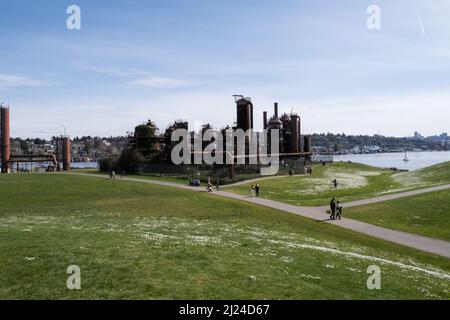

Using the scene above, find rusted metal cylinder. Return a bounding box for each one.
[62,136,71,171]
[304,135,312,153]
[290,114,300,153]
[263,111,268,130]
[236,97,253,132]
[1,107,11,173]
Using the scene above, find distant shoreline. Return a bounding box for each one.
[333,151,450,171]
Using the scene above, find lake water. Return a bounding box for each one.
[71,162,98,169]
[333,151,450,171]
[3,161,99,171]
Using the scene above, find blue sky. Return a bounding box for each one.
[0,0,449,138]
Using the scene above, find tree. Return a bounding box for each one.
[133,120,159,159]
[19,139,30,154]
[118,149,145,173]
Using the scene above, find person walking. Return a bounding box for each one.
[255,184,260,197]
[215,179,220,191]
[333,179,338,188]
[112,171,116,179]
[336,201,343,220]
[109,170,113,179]
[250,185,255,197]
[330,198,336,220]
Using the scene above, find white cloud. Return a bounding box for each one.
[75,63,148,78]
[75,63,191,88]
[297,90,450,136]
[130,76,191,88]
[0,74,46,88]
[8,88,450,138]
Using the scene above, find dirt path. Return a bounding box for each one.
[71,173,450,258]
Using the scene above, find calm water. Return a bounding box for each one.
[5,161,99,171]
[334,151,450,171]
[71,162,98,169]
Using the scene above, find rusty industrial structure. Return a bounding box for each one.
[130,96,312,177]
[234,95,254,132]
[1,106,11,173]
[0,106,71,173]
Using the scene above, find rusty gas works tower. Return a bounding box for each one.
[234,95,254,132]
[0,105,11,173]
[62,136,71,171]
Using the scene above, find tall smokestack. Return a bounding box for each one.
[62,136,71,171]
[289,114,300,153]
[1,106,11,173]
[274,103,279,118]
[263,111,268,129]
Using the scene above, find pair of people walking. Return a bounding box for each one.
[110,170,126,179]
[250,184,260,197]
[329,197,342,220]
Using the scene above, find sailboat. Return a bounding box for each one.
[403,151,410,162]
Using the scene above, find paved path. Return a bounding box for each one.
[70,173,450,258]
[341,184,450,207]
[222,174,304,187]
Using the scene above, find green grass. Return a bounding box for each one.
[344,189,450,242]
[74,169,189,185]
[0,173,449,299]
[225,162,398,206]
[391,161,450,187]
[225,161,450,206]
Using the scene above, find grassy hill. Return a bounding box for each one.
[224,161,450,206]
[225,162,397,206]
[392,161,450,188]
[0,173,449,299]
[344,189,450,241]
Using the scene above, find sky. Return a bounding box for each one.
[0,0,449,138]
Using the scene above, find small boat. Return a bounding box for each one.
[403,151,410,162]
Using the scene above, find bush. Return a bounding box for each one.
[98,155,119,172]
[118,149,146,174]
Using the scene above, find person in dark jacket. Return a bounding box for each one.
[330,198,336,220]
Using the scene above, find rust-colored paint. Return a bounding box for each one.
[62,137,71,171]
[1,107,11,173]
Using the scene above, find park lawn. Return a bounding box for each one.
[344,189,450,242]
[72,169,189,185]
[1,173,449,300]
[224,162,400,206]
[224,161,450,207]
[392,161,450,188]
